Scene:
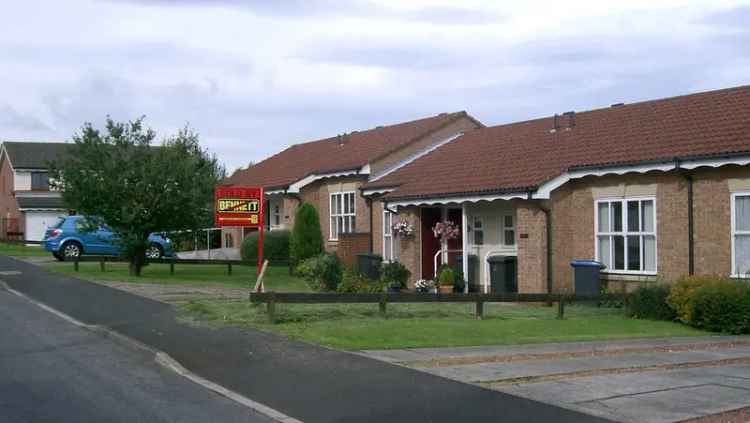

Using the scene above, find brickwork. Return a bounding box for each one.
[0,153,20,221]
[337,233,371,268]
[371,199,384,257]
[515,201,548,293]
[395,206,421,288]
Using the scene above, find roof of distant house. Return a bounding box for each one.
[1,141,70,170]
[224,111,481,190]
[365,84,750,200]
[17,196,64,210]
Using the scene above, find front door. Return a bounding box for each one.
[421,207,442,279]
[447,208,463,268]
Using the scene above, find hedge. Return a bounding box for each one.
[240,230,291,263]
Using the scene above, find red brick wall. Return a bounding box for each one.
[515,201,549,293]
[337,232,371,268]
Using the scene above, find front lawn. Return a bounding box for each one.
[180,300,710,350]
[45,261,310,292]
[0,242,48,257]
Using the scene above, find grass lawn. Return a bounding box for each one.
[180,300,710,350]
[45,261,310,292]
[0,242,48,257]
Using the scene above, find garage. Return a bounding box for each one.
[16,195,66,242]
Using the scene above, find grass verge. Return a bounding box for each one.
[45,261,309,292]
[179,300,710,350]
[0,242,48,257]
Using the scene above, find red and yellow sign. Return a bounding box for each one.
[215,186,264,227]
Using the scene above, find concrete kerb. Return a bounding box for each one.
[0,280,303,423]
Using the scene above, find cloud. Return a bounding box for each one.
[0,105,51,133]
[699,5,750,28]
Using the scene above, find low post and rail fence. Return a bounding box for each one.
[66,255,289,275]
[249,292,627,323]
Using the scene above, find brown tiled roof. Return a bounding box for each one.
[224,111,479,189]
[367,85,750,200]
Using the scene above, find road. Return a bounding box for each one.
[0,287,273,423]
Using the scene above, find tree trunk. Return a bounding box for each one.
[129,246,147,277]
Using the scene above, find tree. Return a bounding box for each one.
[50,117,225,276]
[290,203,323,267]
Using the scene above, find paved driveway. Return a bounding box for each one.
[362,337,750,423]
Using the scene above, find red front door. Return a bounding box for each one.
[421,208,442,279]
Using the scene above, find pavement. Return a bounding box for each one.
[0,255,610,423]
[0,286,274,423]
[362,338,750,423]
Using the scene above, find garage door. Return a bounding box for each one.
[24,211,65,242]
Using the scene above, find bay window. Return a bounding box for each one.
[732,193,750,276]
[596,198,656,273]
[330,191,356,240]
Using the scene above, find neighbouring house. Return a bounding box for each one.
[361,84,750,293]
[222,111,483,264]
[0,142,71,242]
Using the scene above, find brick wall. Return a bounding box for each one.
[395,206,422,288]
[515,201,548,293]
[337,232,371,268]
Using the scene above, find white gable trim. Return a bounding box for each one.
[286,165,370,193]
[387,191,528,208]
[361,187,396,196]
[369,132,464,182]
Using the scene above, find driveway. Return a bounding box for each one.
[362,337,750,422]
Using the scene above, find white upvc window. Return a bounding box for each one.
[595,197,657,274]
[473,216,484,245]
[732,193,750,277]
[383,210,396,262]
[330,191,356,240]
[502,214,515,246]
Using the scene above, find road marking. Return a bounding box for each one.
[0,271,21,275]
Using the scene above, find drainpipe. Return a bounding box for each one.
[675,158,695,275]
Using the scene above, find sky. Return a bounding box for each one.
[1,0,749,173]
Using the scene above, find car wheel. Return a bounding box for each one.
[53,252,64,261]
[145,244,163,259]
[62,242,82,260]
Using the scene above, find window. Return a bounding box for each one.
[732,193,750,276]
[596,198,656,273]
[330,191,356,240]
[383,210,396,262]
[273,205,280,226]
[472,216,484,245]
[502,214,515,246]
[31,172,49,190]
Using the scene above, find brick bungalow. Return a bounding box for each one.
[223,111,483,265]
[0,142,71,242]
[362,85,750,292]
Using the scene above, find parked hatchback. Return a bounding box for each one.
[43,215,174,261]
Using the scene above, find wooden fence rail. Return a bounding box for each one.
[66,255,288,275]
[249,292,627,323]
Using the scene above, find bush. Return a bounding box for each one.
[295,253,342,291]
[290,203,323,267]
[437,265,455,287]
[691,280,750,334]
[240,230,290,262]
[667,275,723,323]
[626,285,675,320]
[380,261,411,289]
[338,269,387,293]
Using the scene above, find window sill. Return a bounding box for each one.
[601,273,658,282]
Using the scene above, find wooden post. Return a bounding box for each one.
[74,258,79,272]
[254,260,269,292]
[475,299,484,319]
[267,292,276,323]
[379,292,387,316]
[169,260,175,276]
[100,259,105,272]
[557,295,565,320]
[227,263,232,276]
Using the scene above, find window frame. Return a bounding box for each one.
[472,215,484,246]
[383,209,396,262]
[31,171,50,191]
[731,192,750,277]
[502,213,516,247]
[594,196,657,275]
[329,191,356,241]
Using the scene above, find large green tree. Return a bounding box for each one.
[50,117,225,276]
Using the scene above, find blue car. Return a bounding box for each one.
[43,215,174,261]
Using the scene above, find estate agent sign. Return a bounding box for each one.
[215,186,265,274]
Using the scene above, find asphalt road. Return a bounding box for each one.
[0,287,273,423]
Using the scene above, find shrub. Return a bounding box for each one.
[338,269,386,293]
[437,265,455,287]
[380,261,411,289]
[290,203,323,267]
[626,285,675,320]
[240,230,290,262]
[296,253,342,291]
[667,275,723,323]
[691,280,750,334]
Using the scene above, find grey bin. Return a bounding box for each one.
[356,253,382,280]
[488,256,517,293]
[570,259,606,295]
[454,254,479,292]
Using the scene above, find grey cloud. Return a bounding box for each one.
[0,105,51,133]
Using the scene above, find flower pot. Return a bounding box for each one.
[439,285,453,294]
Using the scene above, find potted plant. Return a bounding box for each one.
[381,261,411,293]
[415,279,434,293]
[432,221,460,241]
[437,266,455,294]
[392,219,415,238]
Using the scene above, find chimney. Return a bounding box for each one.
[611,102,625,107]
[552,114,560,132]
[563,111,576,129]
[337,134,346,146]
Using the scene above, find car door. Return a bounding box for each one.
[74,218,105,254]
[96,224,119,255]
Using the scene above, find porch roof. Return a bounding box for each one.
[365,85,750,202]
